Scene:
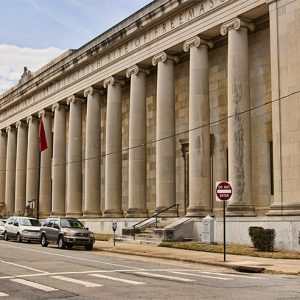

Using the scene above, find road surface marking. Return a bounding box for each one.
[170,271,232,280]
[133,272,195,282]
[200,271,266,280]
[0,259,48,274]
[0,243,143,270]
[51,275,102,287]
[90,274,144,285]
[0,293,8,297]
[10,278,58,291]
[0,268,259,281]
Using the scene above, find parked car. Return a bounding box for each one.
[0,220,6,238]
[40,217,95,250]
[4,216,41,243]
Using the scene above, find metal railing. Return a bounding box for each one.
[132,204,180,240]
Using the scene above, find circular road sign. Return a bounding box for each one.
[216,181,232,201]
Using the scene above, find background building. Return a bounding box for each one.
[0,0,299,250]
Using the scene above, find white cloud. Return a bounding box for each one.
[0,44,65,94]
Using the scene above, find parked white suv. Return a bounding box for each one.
[0,220,6,238]
[4,216,41,243]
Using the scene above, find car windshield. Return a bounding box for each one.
[60,219,85,229]
[19,219,41,226]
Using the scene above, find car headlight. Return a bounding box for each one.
[22,230,28,234]
[90,233,94,238]
[64,231,74,237]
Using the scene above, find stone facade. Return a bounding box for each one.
[0,0,300,249]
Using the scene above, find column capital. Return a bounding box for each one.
[66,95,85,105]
[183,36,214,52]
[126,65,150,78]
[15,120,27,129]
[220,18,255,36]
[6,125,15,133]
[103,76,125,88]
[83,86,103,97]
[38,109,53,119]
[26,115,38,124]
[52,102,68,112]
[152,51,179,66]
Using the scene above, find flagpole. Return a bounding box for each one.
[37,117,48,222]
[36,150,40,222]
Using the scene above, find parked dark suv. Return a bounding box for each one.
[40,217,95,250]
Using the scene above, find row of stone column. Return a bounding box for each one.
[0,17,256,218]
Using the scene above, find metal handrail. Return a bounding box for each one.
[132,204,180,240]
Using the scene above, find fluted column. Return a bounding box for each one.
[5,126,17,216]
[152,52,178,215]
[83,87,101,218]
[221,18,256,216]
[103,76,124,217]
[51,103,67,216]
[126,65,149,217]
[38,110,53,218]
[15,121,28,215]
[0,130,7,209]
[183,36,213,217]
[26,116,39,207]
[66,95,83,217]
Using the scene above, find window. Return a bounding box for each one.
[47,220,54,227]
[7,217,14,225]
[19,218,41,226]
[60,219,85,229]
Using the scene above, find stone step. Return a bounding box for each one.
[112,236,161,245]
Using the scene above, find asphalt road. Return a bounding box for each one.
[0,239,300,300]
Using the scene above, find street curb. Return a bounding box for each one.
[93,246,299,275]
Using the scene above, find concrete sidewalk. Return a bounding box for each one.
[93,240,300,275]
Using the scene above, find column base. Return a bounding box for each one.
[155,206,178,217]
[14,211,25,217]
[226,204,256,217]
[39,211,51,219]
[185,206,212,217]
[83,210,102,218]
[103,209,124,218]
[66,210,83,218]
[126,208,148,218]
[51,211,66,217]
[266,203,300,216]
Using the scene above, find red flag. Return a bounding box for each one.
[39,119,48,152]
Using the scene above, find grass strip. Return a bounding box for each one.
[159,242,300,259]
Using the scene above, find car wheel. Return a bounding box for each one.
[58,236,66,249]
[85,244,93,251]
[16,233,22,243]
[41,234,48,247]
[4,231,8,241]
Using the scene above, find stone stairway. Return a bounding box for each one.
[118,218,175,245]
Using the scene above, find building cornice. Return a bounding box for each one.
[0,0,266,127]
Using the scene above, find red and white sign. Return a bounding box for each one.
[216,181,232,202]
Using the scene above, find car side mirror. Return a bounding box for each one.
[85,227,89,230]
[53,224,60,230]
[14,223,19,226]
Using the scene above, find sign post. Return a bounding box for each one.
[216,181,232,262]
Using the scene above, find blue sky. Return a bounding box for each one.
[0,0,152,93]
